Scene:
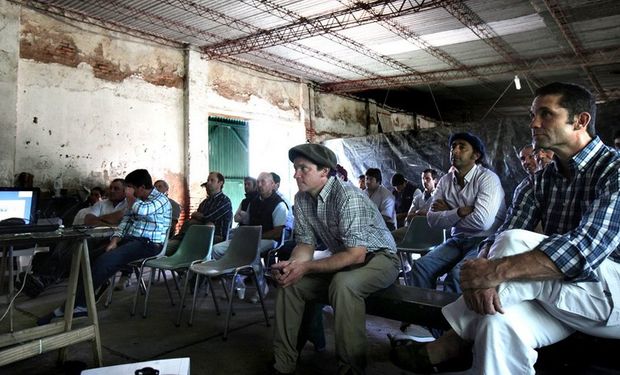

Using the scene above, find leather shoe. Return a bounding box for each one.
[388,334,438,373]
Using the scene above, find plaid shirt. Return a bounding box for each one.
[114,188,172,244]
[197,191,232,239]
[294,177,396,254]
[482,137,620,282]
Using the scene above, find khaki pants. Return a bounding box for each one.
[273,251,400,374]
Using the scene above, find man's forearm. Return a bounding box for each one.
[497,249,563,281]
[262,226,284,241]
[303,247,367,274]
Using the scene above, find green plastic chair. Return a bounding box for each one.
[135,225,215,318]
[397,216,446,286]
[176,225,268,340]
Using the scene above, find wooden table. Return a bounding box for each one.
[0,228,111,367]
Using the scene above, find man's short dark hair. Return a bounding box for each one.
[422,168,438,180]
[91,186,104,195]
[153,179,169,190]
[365,168,382,184]
[111,178,126,187]
[614,130,620,139]
[270,172,281,184]
[535,82,597,137]
[391,173,405,186]
[210,171,225,186]
[244,176,257,188]
[358,175,365,180]
[125,169,153,189]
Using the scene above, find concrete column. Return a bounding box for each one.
[0,0,20,185]
[184,47,209,210]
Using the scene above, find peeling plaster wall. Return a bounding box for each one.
[312,93,373,142]
[15,9,185,199]
[0,0,20,185]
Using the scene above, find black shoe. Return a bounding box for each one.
[388,334,437,373]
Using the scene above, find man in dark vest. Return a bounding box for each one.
[212,171,288,302]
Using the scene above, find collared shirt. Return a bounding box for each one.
[113,189,171,244]
[428,164,506,238]
[407,190,435,216]
[366,185,397,225]
[294,176,396,254]
[196,191,232,239]
[482,137,620,282]
[89,198,128,217]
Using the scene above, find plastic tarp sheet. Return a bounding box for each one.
[324,117,532,204]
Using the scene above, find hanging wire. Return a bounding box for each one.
[524,76,536,95]
[427,83,444,125]
[480,79,514,121]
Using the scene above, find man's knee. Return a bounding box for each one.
[488,229,547,259]
[211,241,229,260]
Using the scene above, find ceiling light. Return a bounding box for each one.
[514,75,521,90]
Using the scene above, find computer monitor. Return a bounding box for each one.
[0,187,40,224]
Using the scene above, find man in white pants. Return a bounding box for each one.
[390,82,620,374]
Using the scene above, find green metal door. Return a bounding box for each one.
[208,116,249,215]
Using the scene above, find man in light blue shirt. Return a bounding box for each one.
[410,132,506,294]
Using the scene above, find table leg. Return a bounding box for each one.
[79,238,103,366]
[57,241,81,363]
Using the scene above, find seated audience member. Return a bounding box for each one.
[271,171,293,230]
[270,143,399,374]
[22,179,128,298]
[166,172,232,256]
[519,143,537,178]
[335,164,349,182]
[358,174,366,190]
[234,176,258,226]
[154,179,181,236]
[390,82,620,375]
[391,168,438,244]
[534,147,555,170]
[409,132,506,294]
[38,169,171,324]
[614,129,620,150]
[365,168,397,230]
[212,172,287,302]
[391,173,422,228]
[72,186,104,225]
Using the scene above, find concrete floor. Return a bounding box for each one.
[2,273,617,375]
[0,273,433,375]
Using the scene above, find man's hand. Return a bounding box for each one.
[190,211,204,220]
[460,258,503,290]
[431,199,450,212]
[457,206,474,218]
[125,187,136,207]
[271,260,307,288]
[105,237,120,252]
[414,209,428,216]
[463,287,504,315]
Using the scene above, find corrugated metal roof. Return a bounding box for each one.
[17,0,620,111]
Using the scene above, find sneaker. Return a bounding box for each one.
[37,306,88,326]
[249,283,269,304]
[114,274,132,291]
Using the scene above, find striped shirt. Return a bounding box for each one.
[482,137,620,281]
[197,191,232,239]
[114,189,171,244]
[428,164,506,238]
[294,176,396,254]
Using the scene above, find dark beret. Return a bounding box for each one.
[448,132,486,162]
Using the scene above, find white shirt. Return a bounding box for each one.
[427,164,506,238]
[366,185,396,226]
[88,199,128,218]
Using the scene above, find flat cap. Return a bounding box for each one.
[288,143,338,170]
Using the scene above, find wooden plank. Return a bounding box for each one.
[0,325,96,366]
[0,322,65,348]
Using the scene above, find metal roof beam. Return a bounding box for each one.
[541,0,607,99]
[203,0,446,57]
[321,47,620,92]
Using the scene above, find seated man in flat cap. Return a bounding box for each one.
[409,132,506,294]
[270,143,400,375]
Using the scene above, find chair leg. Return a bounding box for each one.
[207,279,220,316]
[219,277,234,316]
[172,270,182,298]
[162,270,175,306]
[130,264,146,316]
[141,267,157,318]
[105,274,116,308]
[251,271,271,327]
[188,274,202,326]
[175,269,191,327]
[222,275,237,341]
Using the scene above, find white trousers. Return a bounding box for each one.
[442,229,620,375]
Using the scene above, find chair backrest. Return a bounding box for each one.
[173,225,215,263]
[218,225,262,267]
[156,226,172,257]
[398,216,445,251]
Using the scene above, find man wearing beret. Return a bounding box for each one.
[270,143,400,374]
[409,132,506,294]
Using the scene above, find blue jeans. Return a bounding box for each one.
[75,236,161,307]
[409,236,484,294]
